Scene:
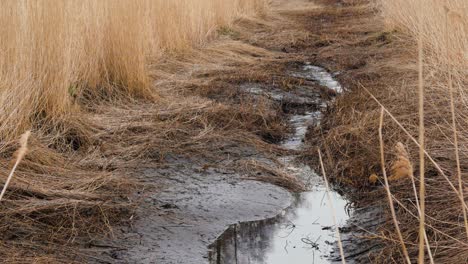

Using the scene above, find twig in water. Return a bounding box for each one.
[279,220,297,238]
[284,239,289,254]
[301,235,320,251]
[317,148,346,264]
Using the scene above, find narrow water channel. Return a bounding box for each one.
[209,64,353,264]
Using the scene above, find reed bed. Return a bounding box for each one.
[0,0,267,142]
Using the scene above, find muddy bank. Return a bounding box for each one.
[105,159,292,264]
[92,64,336,263]
[91,58,383,264]
[209,64,383,264]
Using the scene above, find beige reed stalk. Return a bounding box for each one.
[408,164,435,264]
[0,131,31,202]
[444,6,468,240]
[417,6,427,263]
[317,148,346,264]
[378,108,411,264]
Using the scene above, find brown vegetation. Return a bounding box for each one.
[300,0,468,262]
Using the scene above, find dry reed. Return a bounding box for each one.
[318,148,346,264]
[444,6,468,240]
[304,0,468,262]
[378,108,411,264]
[0,0,269,261]
[0,0,267,142]
[0,131,30,202]
[417,6,426,263]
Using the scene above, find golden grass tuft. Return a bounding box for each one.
[389,142,413,182]
[368,173,379,184]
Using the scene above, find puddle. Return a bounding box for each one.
[241,85,285,101]
[292,63,343,93]
[209,64,356,263]
[282,112,320,151]
[209,187,350,264]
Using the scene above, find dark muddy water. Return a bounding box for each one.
[209,65,354,264]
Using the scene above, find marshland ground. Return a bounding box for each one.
[1,0,468,263]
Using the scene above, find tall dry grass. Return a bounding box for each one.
[0,0,267,142]
[379,0,468,261]
[378,0,468,69]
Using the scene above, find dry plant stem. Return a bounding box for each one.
[378,108,411,264]
[363,88,434,261]
[391,192,466,248]
[317,148,346,264]
[0,130,31,202]
[361,84,468,212]
[445,7,468,240]
[409,169,435,264]
[417,9,427,263]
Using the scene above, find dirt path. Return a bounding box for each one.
[107,161,292,264]
[88,1,393,263]
[93,62,343,263]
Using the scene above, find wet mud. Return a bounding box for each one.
[93,63,381,264]
[208,64,381,264]
[94,154,293,264]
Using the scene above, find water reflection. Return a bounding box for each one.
[209,64,349,264]
[209,189,350,264]
[291,64,344,93]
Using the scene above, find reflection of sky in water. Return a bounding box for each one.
[291,64,344,93]
[303,65,343,93]
[264,190,349,264]
[210,188,350,264]
[282,112,320,151]
[209,64,348,264]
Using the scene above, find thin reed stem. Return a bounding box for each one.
[317,148,346,264]
[417,8,426,263]
[378,108,411,264]
[409,166,435,264]
[444,6,468,240]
